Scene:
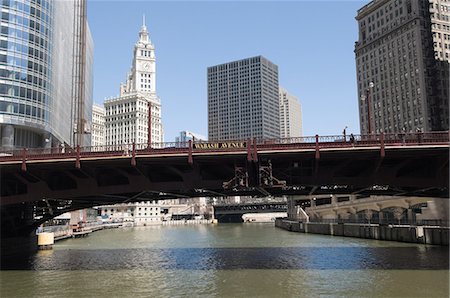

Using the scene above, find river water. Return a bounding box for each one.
[1,224,449,297]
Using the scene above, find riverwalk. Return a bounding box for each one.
[43,220,215,243]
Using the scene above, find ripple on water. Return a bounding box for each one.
[1,225,448,297]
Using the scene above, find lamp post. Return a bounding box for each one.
[361,82,374,136]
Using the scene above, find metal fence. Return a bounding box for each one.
[0,131,448,163]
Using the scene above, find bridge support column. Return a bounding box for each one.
[1,203,38,264]
[287,197,296,220]
[407,208,414,224]
[331,195,337,206]
[365,209,374,223]
[378,211,384,224]
[393,207,405,224]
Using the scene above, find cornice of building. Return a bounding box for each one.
[354,13,420,52]
[356,0,390,20]
[104,91,161,105]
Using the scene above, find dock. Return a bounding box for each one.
[72,230,92,238]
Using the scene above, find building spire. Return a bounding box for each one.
[139,14,149,43]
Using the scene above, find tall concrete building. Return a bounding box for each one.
[104,18,163,146]
[208,56,280,141]
[279,87,303,138]
[91,103,105,147]
[355,0,449,134]
[0,0,93,149]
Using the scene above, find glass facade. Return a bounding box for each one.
[0,0,93,149]
[0,0,53,148]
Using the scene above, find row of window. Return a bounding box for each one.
[432,23,450,32]
[105,108,160,116]
[356,15,419,55]
[0,82,49,103]
[105,138,160,145]
[1,39,49,63]
[105,129,160,136]
[2,10,50,34]
[0,54,50,77]
[0,100,48,120]
[1,22,49,50]
[208,58,262,72]
[2,0,52,15]
[140,50,152,57]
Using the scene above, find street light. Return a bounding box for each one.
[361,82,374,136]
[343,126,348,142]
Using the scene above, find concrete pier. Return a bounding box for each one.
[37,232,54,250]
[276,218,449,245]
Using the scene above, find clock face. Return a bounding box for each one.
[143,63,150,70]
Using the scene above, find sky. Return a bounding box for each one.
[88,0,367,142]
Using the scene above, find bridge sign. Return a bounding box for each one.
[193,142,246,150]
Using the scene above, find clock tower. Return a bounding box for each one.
[121,15,156,95]
[106,16,164,148]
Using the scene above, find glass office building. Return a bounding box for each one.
[0,0,93,149]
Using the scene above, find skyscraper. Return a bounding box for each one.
[279,87,303,138]
[0,0,93,149]
[208,56,280,141]
[355,0,449,134]
[104,18,163,146]
[91,103,105,147]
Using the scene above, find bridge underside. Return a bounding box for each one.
[1,147,448,209]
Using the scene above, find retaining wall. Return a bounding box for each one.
[275,219,449,245]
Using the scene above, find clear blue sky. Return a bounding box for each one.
[88,0,366,141]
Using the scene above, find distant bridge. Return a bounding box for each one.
[214,201,287,223]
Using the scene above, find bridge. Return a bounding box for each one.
[0,132,448,241]
[214,201,287,223]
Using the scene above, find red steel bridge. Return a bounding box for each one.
[0,131,448,245]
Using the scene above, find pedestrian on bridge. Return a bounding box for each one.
[350,133,355,145]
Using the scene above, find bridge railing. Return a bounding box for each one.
[0,131,447,162]
[305,218,450,227]
[255,131,449,150]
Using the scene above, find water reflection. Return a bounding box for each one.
[1,224,448,297]
[1,246,447,271]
